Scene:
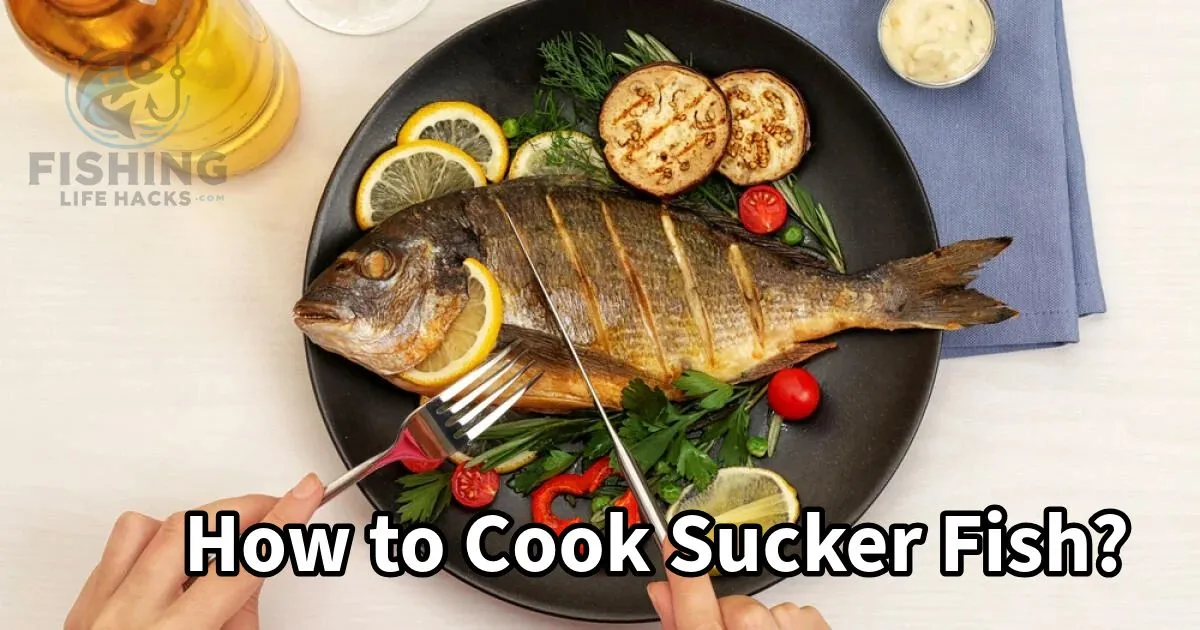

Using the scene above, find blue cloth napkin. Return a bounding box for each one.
[733,0,1106,357]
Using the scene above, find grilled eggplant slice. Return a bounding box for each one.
[715,69,810,186]
[598,62,730,197]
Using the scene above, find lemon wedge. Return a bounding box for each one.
[666,467,800,529]
[401,258,504,387]
[355,139,486,230]
[398,102,509,183]
[507,130,605,179]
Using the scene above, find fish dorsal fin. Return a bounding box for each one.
[494,177,835,271]
[667,203,835,271]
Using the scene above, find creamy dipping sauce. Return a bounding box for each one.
[879,0,995,86]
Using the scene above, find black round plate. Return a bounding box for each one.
[302,0,939,622]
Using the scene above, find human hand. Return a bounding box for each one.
[65,474,324,630]
[647,544,830,630]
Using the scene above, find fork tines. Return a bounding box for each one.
[433,343,541,441]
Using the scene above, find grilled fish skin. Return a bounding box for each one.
[295,178,1016,412]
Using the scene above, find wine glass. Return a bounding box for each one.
[287,0,432,36]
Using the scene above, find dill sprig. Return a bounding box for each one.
[541,132,615,185]
[612,30,681,70]
[501,89,573,149]
[538,33,619,121]
[774,174,847,272]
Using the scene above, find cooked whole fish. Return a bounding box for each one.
[295,177,1016,412]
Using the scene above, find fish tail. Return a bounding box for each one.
[876,237,1018,330]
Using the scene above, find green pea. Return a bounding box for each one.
[501,118,521,139]
[781,225,805,246]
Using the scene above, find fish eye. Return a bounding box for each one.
[358,248,396,280]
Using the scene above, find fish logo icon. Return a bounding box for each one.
[64,46,189,149]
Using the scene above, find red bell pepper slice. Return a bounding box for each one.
[611,489,641,526]
[530,457,640,534]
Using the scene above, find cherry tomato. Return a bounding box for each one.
[739,185,788,235]
[450,463,500,509]
[767,367,821,421]
[396,428,444,473]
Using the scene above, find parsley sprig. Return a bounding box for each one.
[394,371,774,525]
[394,470,451,525]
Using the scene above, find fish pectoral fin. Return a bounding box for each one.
[498,326,652,382]
[497,326,663,406]
[732,341,837,382]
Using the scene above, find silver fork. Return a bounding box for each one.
[320,343,541,505]
[182,348,538,586]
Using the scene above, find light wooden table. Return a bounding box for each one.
[1,1,1196,628]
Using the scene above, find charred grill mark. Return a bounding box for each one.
[641,89,709,147]
[660,210,714,368]
[545,194,610,352]
[727,244,766,356]
[600,200,670,377]
[616,84,655,123]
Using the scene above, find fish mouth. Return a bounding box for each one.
[292,301,354,326]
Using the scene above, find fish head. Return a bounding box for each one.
[294,228,473,376]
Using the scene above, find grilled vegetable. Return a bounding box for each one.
[598,62,730,197]
[295,178,1017,413]
[715,69,811,186]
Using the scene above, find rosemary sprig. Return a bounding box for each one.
[765,412,784,458]
[612,30,681,70]
[538,33,619,121]
[774,174,846,272]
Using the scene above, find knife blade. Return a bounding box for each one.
[495,200,668,544]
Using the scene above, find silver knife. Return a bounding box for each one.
[496,201,668,544]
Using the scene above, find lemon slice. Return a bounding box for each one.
[401,258,504,387]
[666,467,800,528]
[507,130,605,179]
[398,102,509,183]
[356,139,486,230]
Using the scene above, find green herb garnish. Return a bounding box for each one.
[507,449,578,494]
[395,470,451,524]
[541,131,615,185]
[538,33,619,121]
[501,89,573,148]
[679,175,738,217]
[612,30,681,70]
[766,412,784,458]
[675,370,735,410]
[775,174,846,272]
